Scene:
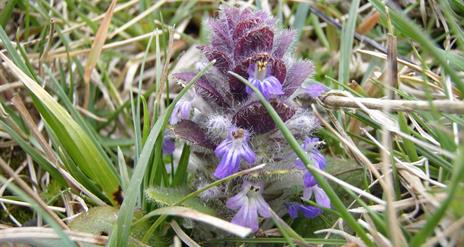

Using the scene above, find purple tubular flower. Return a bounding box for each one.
[226,182,271,231]
[304,185,331,208]
[162,137,175,154]
[287,202,322,219]
[169,98,193,125]
[214,128,256,178]
[304,83,327,98]
[287,137,330,219]
[295,137,326,187]
[246,62,284,99]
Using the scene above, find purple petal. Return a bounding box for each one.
[255,196,271,218]
[305,83,327,98]
[214,140,231,157]
[226,191,248,210]
[172,120,215,149]
[299,204,323,218]
[273,30,296,58]
[303,186,313,200]
[314,186,331,208]
[311,151,326,170]
[214,150,240,178]
[287,203,300,219]
[240,144,256,164]
[231,201,259,232]
[229,54,286,101]
[179,102,191,119]
[162,138,175,154]
[283,60,314,97]
[286,202,322,219]
[263,76,284,95]
[303,137,320,149]
[303,171,317,188]
[169,103,181,125]
[295,158,305,170]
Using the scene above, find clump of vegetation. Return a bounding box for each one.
[0,1,463,246]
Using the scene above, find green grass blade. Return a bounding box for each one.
[172,144,190,186]
[338,0,360,87]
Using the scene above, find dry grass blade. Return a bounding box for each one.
[109,0,167,38]
[382,33,406,246]
[169,220,201,247]
[0,157,68,230]
[0,227,107,245]
[356,12,381,35]
[0,198,65,212]
[83,0,117,108]
[320,94,464,113]
[357,49,441,84]
[148,206,252,238]
[40,31,163,60]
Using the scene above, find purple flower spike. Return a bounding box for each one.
[286,202,322,219]
[246,62,284,99]
[304,185,331,208]
[226,182,271,231]
[304,83,327,98]
[169,98,193,125]
[214,128,256,178]
[162,137,175,154]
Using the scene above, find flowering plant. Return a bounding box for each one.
[169,5,329,232]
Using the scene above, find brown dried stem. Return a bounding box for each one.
[320,93,464,114]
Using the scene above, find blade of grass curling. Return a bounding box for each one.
[0,52,120,205]
[111,61,215,247]
[338,0,360,88]
[409,146,464,247]
[0,176,76,247]
[229,71,374,247]
[369,0,464,95]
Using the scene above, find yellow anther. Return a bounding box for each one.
[257,61,268,72]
